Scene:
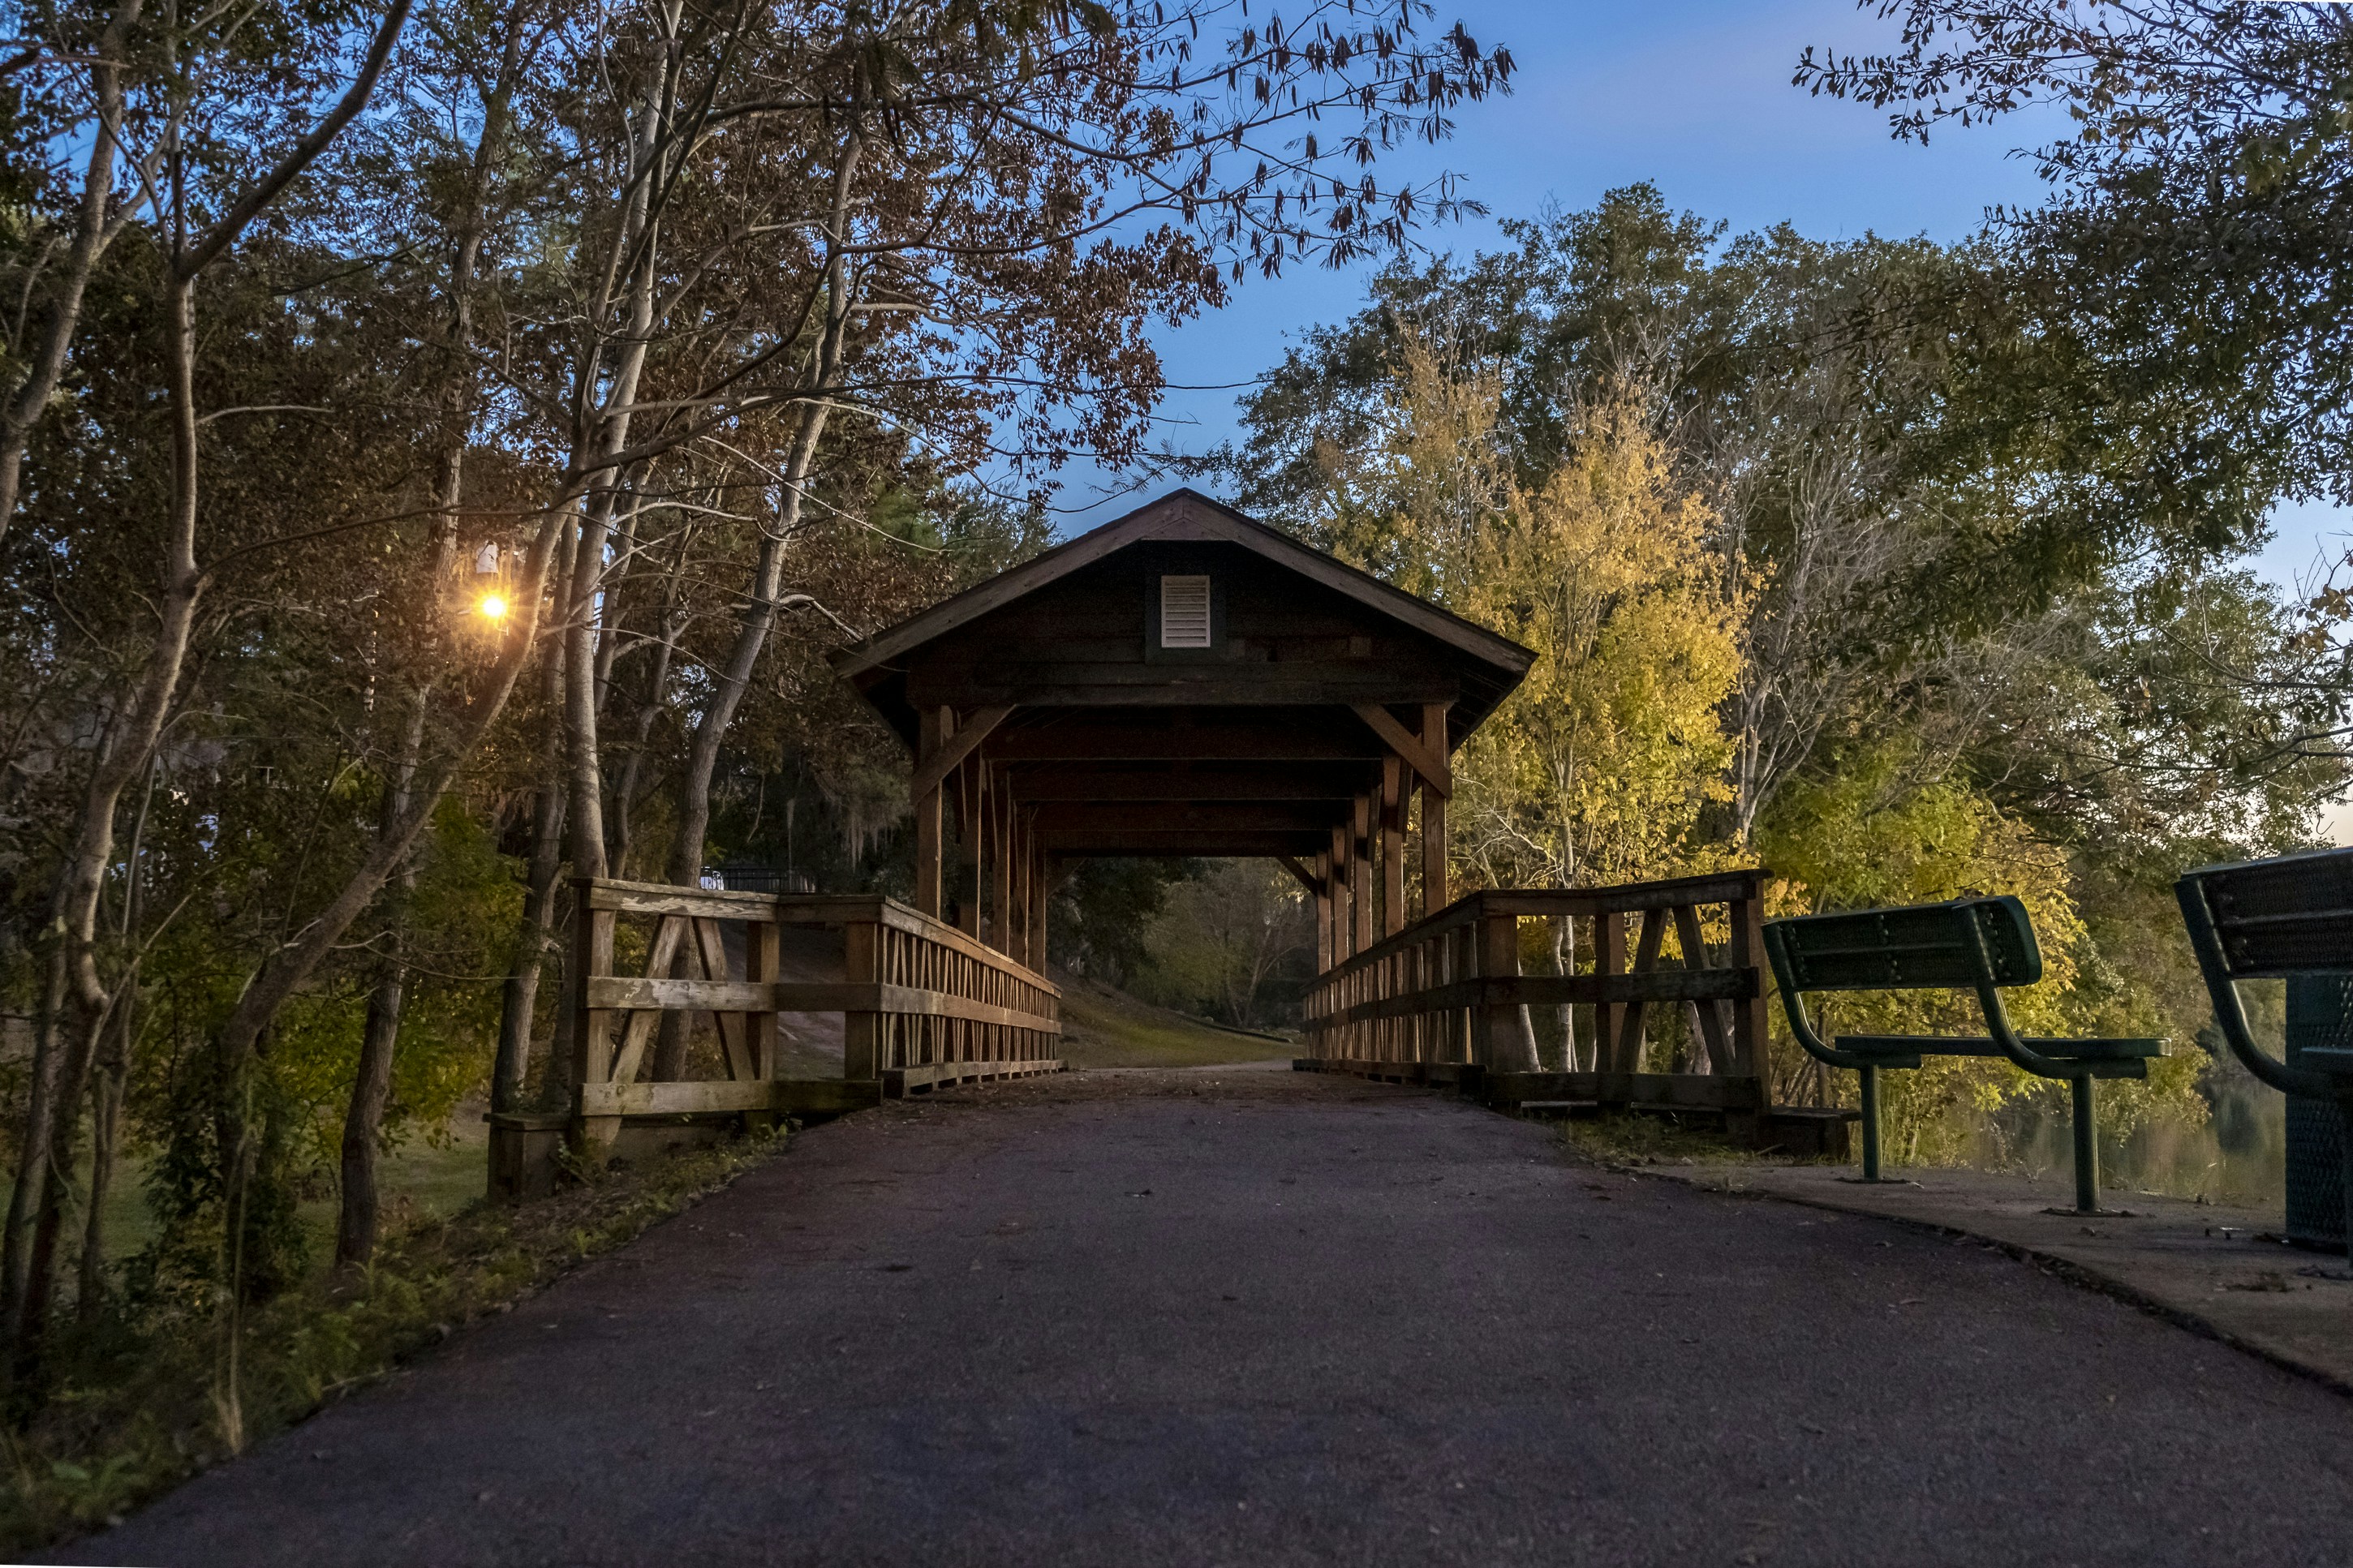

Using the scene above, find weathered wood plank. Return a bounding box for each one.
[1318,968,1757,1031]
[578,1080,788,1116]
[589,977,775,1012]
[580,881,781,919]
[609,913,691,1085]
[589,976,1059,1034]
[695,917,760,1082]
[1671,901,1736,1074]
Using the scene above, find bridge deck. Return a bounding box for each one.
[79,1071,2353,1566]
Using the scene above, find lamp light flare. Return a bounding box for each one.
[477,593,510,622]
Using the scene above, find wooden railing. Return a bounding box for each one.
[491,879,1059,1199]
[1302,870,1771,1125]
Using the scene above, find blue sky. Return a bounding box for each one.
[1050,0,2347,595]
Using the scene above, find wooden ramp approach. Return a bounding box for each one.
[491,883,1059,1200]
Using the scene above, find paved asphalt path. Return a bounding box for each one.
[71,1069,2353,1567]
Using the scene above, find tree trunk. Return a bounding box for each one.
[77,999,129,1323]
[496,744,569,1113]
[338,969,402,1268]
[2,272,209,1357]
[335,462,459,1269]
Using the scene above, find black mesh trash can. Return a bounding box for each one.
[2284,973,2351,1252]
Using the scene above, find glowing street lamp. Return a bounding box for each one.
[476,592,510,623]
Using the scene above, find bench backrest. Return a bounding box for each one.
[1767,896,2041,993]
[2178,847,2353,980]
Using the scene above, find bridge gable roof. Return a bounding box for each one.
[830,488,1534,748]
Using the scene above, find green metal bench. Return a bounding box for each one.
[2177,847,2353,1254]
[1763,896,2162,1212]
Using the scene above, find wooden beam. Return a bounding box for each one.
[1330,823,1351,961]
[961,759,985,937]
[1420,702,1448,914]
[909,704,1013,805]
[1351,794,1373,954]
[914,705,948,917]
[1004,765,1368,801]
[1380,754,1405,938]
[988,714,1385,763]
[1314,850,1332,973]
[1671,901,1736,1075]
[1351,703,1451,797]
[913,673,1460,709]
[1277,855,1325,896]
[608,914,690,1085]
[1038,831,1333,855]
[1032,801,1346,834]
[994,766,1014,953]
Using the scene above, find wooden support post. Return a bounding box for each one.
[960,760,983,937]
[1351,794,1374,955]
[1728,885,1772,1101]
[1671,902,1736,1074]
[1009,808,1029,968]
[744,916,781,1134]
[1478,907,1527,1072]
[1330,823,1352,961]
[1033,853,1054,973]
[1594,910,1627,1075]
[1613,908,1668,1074]
[844,916,882,1080]
[995,767,1014,954]
[1420,702,1448,917]
[693,917,759,1082]
[914,706,949,917]
[1380,754,1405,938]
[568,888,619,1162]
[1314,849,1332,973]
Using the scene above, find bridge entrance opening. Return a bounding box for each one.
[496,491,1817,1198]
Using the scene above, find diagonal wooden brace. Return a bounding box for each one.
[909,705,1013,805]
[1351,703,1450,797]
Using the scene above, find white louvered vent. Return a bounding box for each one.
[1159,574,1212,648]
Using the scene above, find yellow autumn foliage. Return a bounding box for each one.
[1318,333,1745,893]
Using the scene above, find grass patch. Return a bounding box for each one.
[1055,972,1293,1069]
[1558,1111,1767,1167]
[2,1125,791,1554]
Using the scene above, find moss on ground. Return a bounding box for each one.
[3,1128,789,1553]
[1556,1111,1774,1167]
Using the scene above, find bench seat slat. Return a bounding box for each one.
[1835,1033,2158,1076]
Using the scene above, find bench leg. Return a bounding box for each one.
[2337,1100,2353,1260]
[1860,1063,1882,1182]
[2071,1075,2099,1214]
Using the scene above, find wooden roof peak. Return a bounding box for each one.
[828,488,1536,682]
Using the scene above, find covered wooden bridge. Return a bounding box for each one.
[493,491,1799,1196]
